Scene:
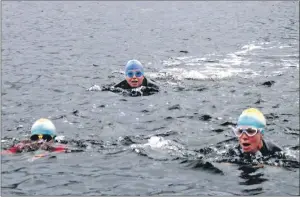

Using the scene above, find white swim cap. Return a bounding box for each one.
[31,118,56,137]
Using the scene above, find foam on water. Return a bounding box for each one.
[129,136,190,161]
[131,136,185,151]
[235,44,264,55]
[283,147,300,161]
[148,41,298,82]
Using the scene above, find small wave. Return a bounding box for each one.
[281,59,299,68]
[279,45,293,49]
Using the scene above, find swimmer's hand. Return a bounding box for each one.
[39,142,57,151]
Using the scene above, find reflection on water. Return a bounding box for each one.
[238,165,268,186]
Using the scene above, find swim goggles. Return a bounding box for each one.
[30,134,55,142]
[126,70,144,78]
[232,127,262,137]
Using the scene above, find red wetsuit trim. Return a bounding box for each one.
[1,146,18,154]
[53,145,66,153]
[1,144,67,154]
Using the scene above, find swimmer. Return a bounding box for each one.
[233,108,282,156]
[113,59,159,90]
[1,118,66,154]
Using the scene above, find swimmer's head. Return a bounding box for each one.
[30,118,56,141]
[235,108,266,154]
[125,60,145,88]
[125,59,144,74]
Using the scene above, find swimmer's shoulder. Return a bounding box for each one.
[143,77,159,90]
[261,139,283,156]
[113,80,131,89]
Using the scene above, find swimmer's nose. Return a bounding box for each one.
[240,132,248,139]
[37,139,45,143]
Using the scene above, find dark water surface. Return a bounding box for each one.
[1,1,299,196]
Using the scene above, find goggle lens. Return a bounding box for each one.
[126,71,143,78]
[30,134,53,142]
[233,127,260,137]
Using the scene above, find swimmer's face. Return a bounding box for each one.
[125,69,144,88]
[37,139,54,143]
[238,127,263,154]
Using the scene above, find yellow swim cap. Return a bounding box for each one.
[238,108,266,133]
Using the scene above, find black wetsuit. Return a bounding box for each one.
[113,77,159,90]
[107,77,159,96]
[184,139,289,170]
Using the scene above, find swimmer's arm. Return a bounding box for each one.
[1,144,83,154]
[1,147,18,154]
[39,143,68,153]
[52,145,85,153]
[1,141,32,154]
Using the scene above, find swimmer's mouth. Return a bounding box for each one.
[242,143,251,147]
